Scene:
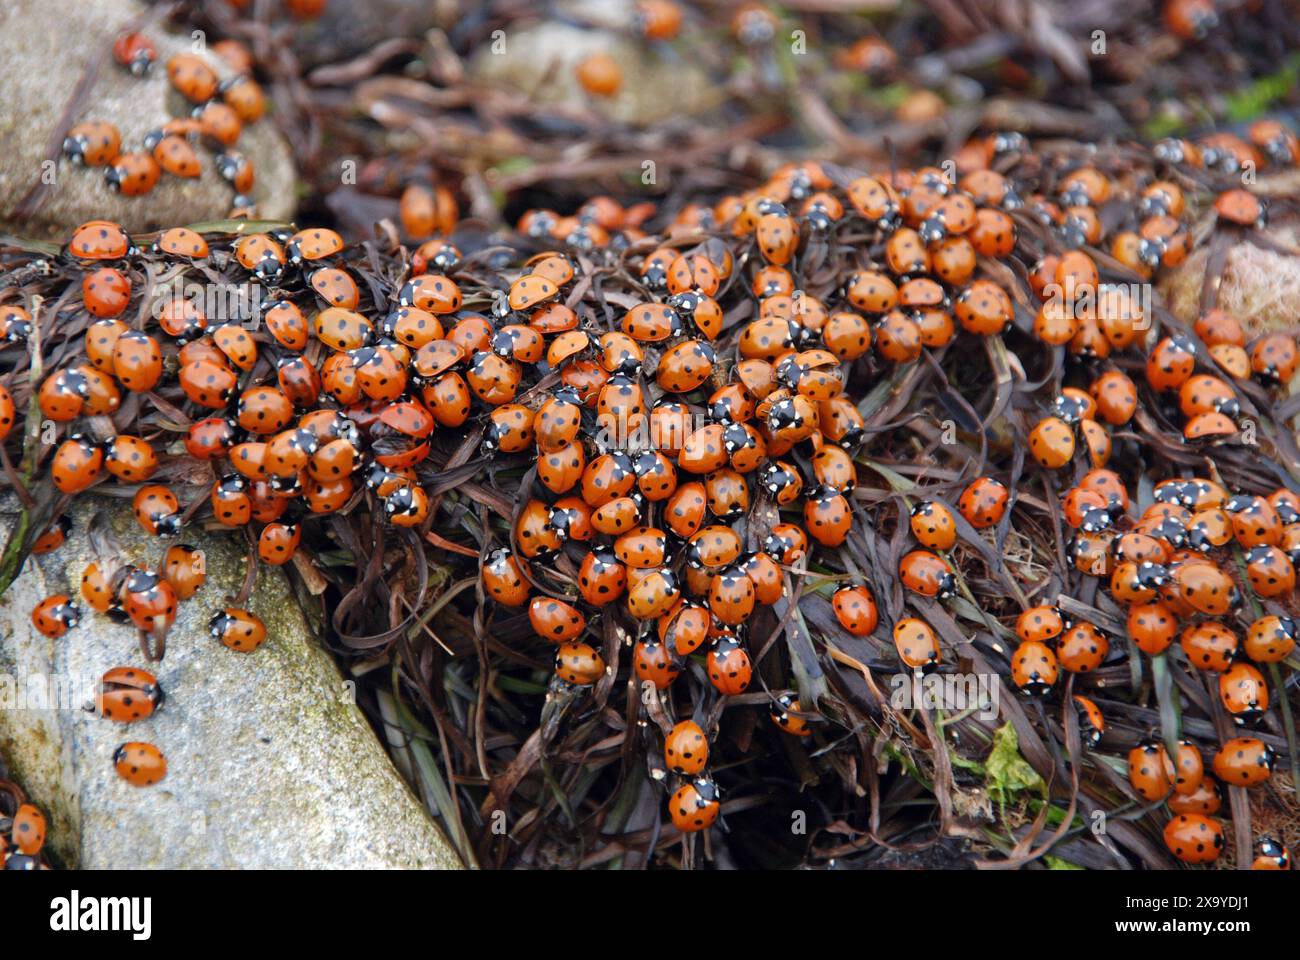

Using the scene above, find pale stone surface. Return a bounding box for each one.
[468,20,716,125]
[0,498,460,869]
[0,0,295,239]
[1160,223,1300,341]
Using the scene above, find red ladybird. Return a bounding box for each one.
[706,635,752,695]
[210,608,267,652]
[664,720,709,775]
[899,549,955,599]
[668,776,721,833]
[95,666,165,723]
[31,594,81,638]
[958,477,1008,528]
[1163,814,1224,865]
[832,584,879,636]
[113,742,167,786]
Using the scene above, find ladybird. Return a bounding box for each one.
[244,298,303,346]
[1169,778,1221,817]
[31,594,80,638]
[528,597,586,643]
[653,602,704,658]
[150,133,202,177]
[832,584,879,636]
[105,152,161,196]
[51,435,104,494]
[958,476,1008,529]
[8,803,46,858]
[221,74,267,124]
[708,567,756,625]
[893,617,941,671]
[668,776,721,833]
[480,404,534,455]
[633,639,681,689]
[157,297,208,342]
[664,720,708,775]
[1214,189,1266,229]
[1028,415,1076,469]
[1212,737,1274,788]
[1218,661,1268,724]
[1074,695,1105,748]
[1224,494,1282,547]
[82,266,131,318]
[1145,335,1198,393]
[120,569,178,634]
[575,52,622,97]
[1252,837,1292,871]
[1128,740,1176,801]
[256,523,301,566]
[1127,601,1177,655]
[587,497,638,537]
[1179,374,1240,421]
[311,268,360,309]
[1163,813,1224,865]
[1057,622,1108,673]
[554,642,606,685]
[210,608,267,653]
[481,548,530,606]
[898,549,955,599]
[30,514,71,555]
[1244,545,1295,597]
[63,120,122,166]
[237,386,295,436]
[113,30,156,74]
[706,635,752,694]
[1170,560,1238,615]
[95,666,165,724]
[111,331,162,393]
[38,368,88,421]
[112,742,167,787]
[1089,371,1138,426]
[1250,333,1299,384]
[1015,605,1065,644]
[657,482,706,539]
[798,486,847,547]
[100,434,157,484]
[413,335,470,382]
[162,544,206,599]
[1011,640,1058,696]
[167,52,218,101]
[1244,614,1296,663]
[287,228,344,265]
[577,548,626,607]
[465,351,522,406]
[537,442,585,495]
[515,500,564,559]
[68,220,131,260]
[954,280,1012,336]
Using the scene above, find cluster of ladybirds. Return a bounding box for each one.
[5,109,1298,858]
[570,0,1256,105]
[59,32,265,208]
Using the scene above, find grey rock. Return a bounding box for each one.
[0,0,295,240]
[468,20,716,126]
[0,498,460,869]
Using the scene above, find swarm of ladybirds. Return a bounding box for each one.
[58,33,266,210]
[4,112,1299,867]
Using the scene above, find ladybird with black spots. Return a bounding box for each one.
[210,608,267,653]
